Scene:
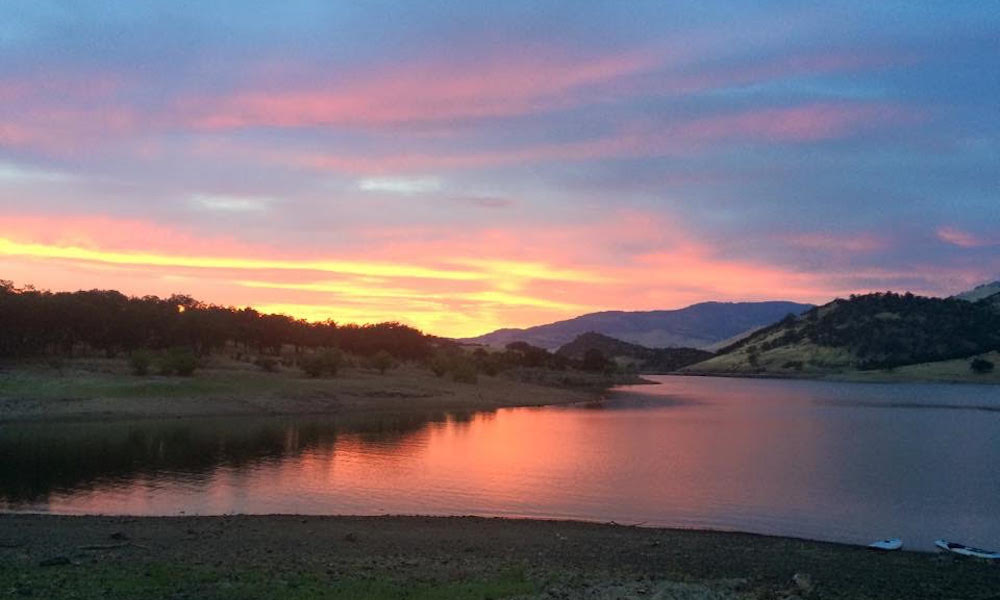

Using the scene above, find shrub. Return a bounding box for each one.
[320,348,343,375]
[451,360,478,384]
[971,358,995,374]
[161,347,198,376]
[429,352,450,377]
[300,354,326,377]
[254,356,279,372]
[129,350,153,376]
[472,348,502,376]
[300,348,343,377]
[369,350,394,374]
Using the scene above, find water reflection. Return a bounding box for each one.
[2,376,999,550]
[0,410,469,504]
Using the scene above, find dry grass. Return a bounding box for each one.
[0,357,597,423]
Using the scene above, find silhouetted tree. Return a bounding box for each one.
[971,358,995,374]
[0,280,438,363]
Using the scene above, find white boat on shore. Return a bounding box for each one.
[934,539,1000,559]
[868,538,902,551]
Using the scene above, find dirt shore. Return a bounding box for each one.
[0,359,609,423]
[1,514,997,599]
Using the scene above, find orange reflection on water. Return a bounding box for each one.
[23,376,1000,550]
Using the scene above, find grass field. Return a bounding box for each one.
[0,356,612,422]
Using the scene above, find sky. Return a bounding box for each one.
[0,1,997,337]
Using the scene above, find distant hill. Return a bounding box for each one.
[462,301,814,350]
[684,292,1000,376]
[556,332,713,373]
[954,280,1000,302]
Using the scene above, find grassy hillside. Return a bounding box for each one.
[684,292,1000,378]
[555,332,713,373]
[839,350,1000,383]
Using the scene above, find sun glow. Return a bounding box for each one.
[0,234,606,337]
[0,237,485,281]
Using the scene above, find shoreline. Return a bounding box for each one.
[2,514,997,599]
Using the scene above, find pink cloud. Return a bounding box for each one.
[0,46,914,161]
[261,102,910,174]
[937,226,997,248]
[183,50,659,130]
[0,74,142,154]
[181,46,904,137]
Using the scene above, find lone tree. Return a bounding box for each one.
[971,357,995,374]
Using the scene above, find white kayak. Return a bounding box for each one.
[868,538,902,551]
[934,539,1000,559]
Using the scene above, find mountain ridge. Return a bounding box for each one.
[461,301,814,350]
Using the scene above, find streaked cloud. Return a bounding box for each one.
[287,101,912,174]
[183,50,659,130]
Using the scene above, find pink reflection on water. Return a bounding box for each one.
[20,377,1000,550]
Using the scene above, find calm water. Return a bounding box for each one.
[3,376,999,551]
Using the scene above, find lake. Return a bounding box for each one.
[3,375,999,551]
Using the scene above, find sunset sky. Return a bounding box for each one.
[1,2,997,337]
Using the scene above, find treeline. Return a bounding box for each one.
[0,281,433,360]
[0,281,633,382]
[726,291,1000,370]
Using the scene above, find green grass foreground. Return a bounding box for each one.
[0,562,535,600]
[2,515,999,600]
